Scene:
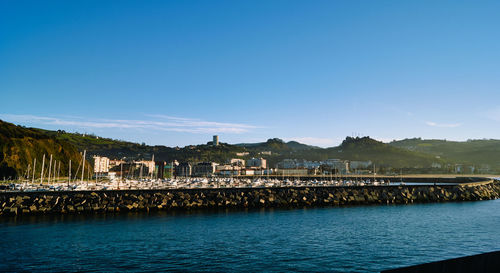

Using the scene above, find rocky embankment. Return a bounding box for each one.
[1,181,499,216]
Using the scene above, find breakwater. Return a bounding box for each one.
[1,180,499,216]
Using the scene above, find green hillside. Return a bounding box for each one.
[237,137,445,171]
[325,137,444,170]
[41,130,248,164]
[390,138,500,171]
[237,138,319,151]
[0,120,91,180]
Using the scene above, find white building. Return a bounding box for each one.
[94,156,110,174]
[135,160,155,174]
[230,158,245,167]
[242,169,255,175]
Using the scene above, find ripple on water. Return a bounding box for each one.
[1,200,500,272]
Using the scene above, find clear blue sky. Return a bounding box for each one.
[1,0,500,147]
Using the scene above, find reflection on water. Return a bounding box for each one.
[1,200,500,272]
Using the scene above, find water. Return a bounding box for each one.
[1,200,499,272]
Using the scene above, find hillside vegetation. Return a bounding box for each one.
[324,137,444,171]
[390,138,500,170]
[0,120,91,180]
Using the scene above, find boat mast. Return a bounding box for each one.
[32,158,36,184]
[150,154,155,181]
[81,150,86,184]
[53,159,57,183]
[119,162,123,189]
[87,166,91,187]
[40,154,45,185]
[48,154,53,184]
[26,164,30,183]
[26,164,31,182]
[57,161,60,183]
[25,164,30,188]
[68,159,71,187]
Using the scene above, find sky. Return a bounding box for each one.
[1,0,500,147]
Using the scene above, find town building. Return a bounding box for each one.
[216,165,242,176]
[350,160,372,170]
[229,158,245,167]
[93,156,110,174]
[324,159,349,174]
[135,160,155,175]
[192,162,219,177]
[175,162,192,177]
[276,158,349,174]
[246,157,267,169]
[277,159,297,169]
[109,159,125,169]
[155,161,165,179]
[241,169,255,176]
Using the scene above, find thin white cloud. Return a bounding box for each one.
[0,114,257,134]
[425,121,462,128]
[144,114,259,130]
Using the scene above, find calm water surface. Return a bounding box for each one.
[1,200,499,272]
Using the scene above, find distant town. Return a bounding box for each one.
[92,135,375,181]
[1,119,498,187]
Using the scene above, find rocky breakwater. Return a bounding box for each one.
[1,181,499,216]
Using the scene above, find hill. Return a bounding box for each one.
[237,138,319,154]
[41,130,248,164]
[324,137,444,171]
[390,138,500,171]
[0,120,91,180]
[238,137,446,171]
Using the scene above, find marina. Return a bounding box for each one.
[1,177,463,192]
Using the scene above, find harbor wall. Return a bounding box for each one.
[1,180,499,216]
